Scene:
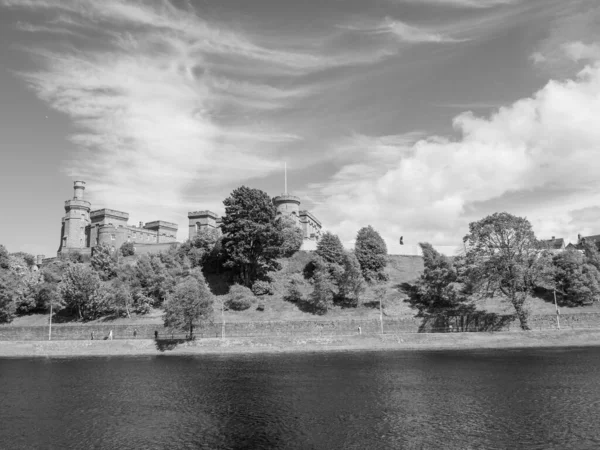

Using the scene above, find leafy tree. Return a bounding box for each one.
[221,186,283,287]
[407,243,467,315]
[463,212,553,330]
[336,251,366,306]
[553,249,600,305]
[179,228,221,268]
[277,216,304,257]
[308,266,336,314]
[120,241,135,257]
[355,226,388,282]
[133,254,174,306]
[60,264,102,320]
[315,232,345,266]
[91,244,118,281]
[163,270,214,339]
[35,282,64,314]
[582,242,600,272]
[0,269,18,323]
[0,244,9,270]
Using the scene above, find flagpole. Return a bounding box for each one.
[284,162,287,194]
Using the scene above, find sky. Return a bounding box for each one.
[1,0,599,257]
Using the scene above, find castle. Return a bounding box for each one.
[188,194,322,242]
[57,181,178,258]
[53,181,322,260]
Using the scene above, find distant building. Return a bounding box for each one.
[577,233,600,249]
[539,236,565,253]
[56,181,178,260]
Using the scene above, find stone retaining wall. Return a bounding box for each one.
[2,313,600,341]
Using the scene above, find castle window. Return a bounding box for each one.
[111,234,116,240]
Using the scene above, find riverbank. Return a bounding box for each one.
[2,329,600,357]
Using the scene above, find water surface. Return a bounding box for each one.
[2,348,600,449]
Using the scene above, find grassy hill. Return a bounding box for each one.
[10,251,600,328]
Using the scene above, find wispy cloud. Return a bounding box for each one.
[391,0,519,8]
[339,17,466,43]
[4,0,361,234]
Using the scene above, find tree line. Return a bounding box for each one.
[409,212,600,330]
[0,186,388,337]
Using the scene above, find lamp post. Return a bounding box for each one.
[221,299,225,339]
[553,288,560,330]
[48,303,53,341]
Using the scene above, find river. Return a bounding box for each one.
[2,348,600,449]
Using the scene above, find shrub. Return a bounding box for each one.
[285,274,307,303]
[252,280,273,296]
[225,284,255,311]
[132,291,153,315]
[120,242,135,257]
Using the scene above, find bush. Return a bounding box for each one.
[120,242,135,257]
[252,280,273,296]
[225,284,255,311]
[285,274,306,303]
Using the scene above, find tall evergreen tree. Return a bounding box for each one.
[354,226,388,282]
[221,186,283,287]
[315,232,345,266]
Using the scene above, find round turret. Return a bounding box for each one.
[272,194,301,223]
[73,180,86,200]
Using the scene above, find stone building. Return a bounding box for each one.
[57,181,178,258]
[188,193,322,243]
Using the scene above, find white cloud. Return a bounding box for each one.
[563,41,600,62]
[313,54,600,254]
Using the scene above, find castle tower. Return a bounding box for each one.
[272,194,301,224]
[59,181,91,254]
[272,162,301,224]
[188,210,221,240]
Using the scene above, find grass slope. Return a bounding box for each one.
[10,251,600,327]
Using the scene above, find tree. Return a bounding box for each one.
[277,216,304,257]
[120,241,135,257]
[407,243,467,315]
[133,254,174,306]
[315,232,345,266]
[178,228,221,268]
[553,249,600,305]
[0,244,9,270]
[0,269,18,323]
[463,212,553,330]
[91,244,118,281]
[60,264,102,320]
[336,251,365,306]
[308,266,336,314]
[355,226,388,282]
[163,270,214,339]
[221,186,283,287]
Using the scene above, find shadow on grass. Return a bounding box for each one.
[401,281,515,333]
[154,338,190,352]
[204,270,232,296]
[530,286,595,308]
